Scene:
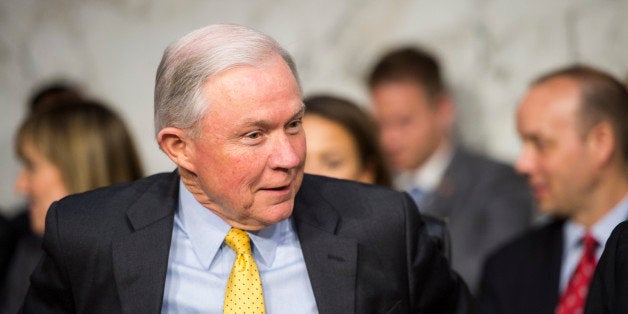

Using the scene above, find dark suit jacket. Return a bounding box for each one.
[478,219,565,314]
[423,147,534,292]
[585,221,628,314]
[0,211,31,285]
[0,214,11,284]
[23,172,476,313]
[1,234,42,314]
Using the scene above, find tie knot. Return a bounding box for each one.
[409,187,426,205]
[582,232,598,252]
[225,228,252,255]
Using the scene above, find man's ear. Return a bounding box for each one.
[157,127,197,173]
[435,93,456,131]
[587,121,616,168]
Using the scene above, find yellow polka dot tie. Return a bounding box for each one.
[223,228,266,314]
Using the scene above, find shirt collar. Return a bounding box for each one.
[394,141,454,193]
[177,180,283,269]
[564,192,628,251]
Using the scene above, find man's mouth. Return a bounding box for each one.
[530,184,547,200]
[264,185,290,191]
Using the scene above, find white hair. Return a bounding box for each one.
[154,23,300,138]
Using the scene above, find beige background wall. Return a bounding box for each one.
[1,0,627,213]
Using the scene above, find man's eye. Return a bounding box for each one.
[246,131,261,139]
[532,138,551,153]
[22,160,34,171]
[287,119,302,130]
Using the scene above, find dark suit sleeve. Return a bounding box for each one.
[585,221,628,314]
[405,193,478,313]
[22,203,75,313]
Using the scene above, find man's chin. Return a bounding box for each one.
[538,203,570,218]
[393,163,417,173]
[243,201,294,229]
[268,202,295,221]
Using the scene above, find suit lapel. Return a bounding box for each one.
[112,172,179,314]
[425,148,464,218]
[533,220,564,313]
[547,221,565,311]
[293,178,358,314]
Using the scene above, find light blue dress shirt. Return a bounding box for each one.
[559,193,628,293]
[161,181,318,313]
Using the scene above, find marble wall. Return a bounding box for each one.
[1,0,627,213]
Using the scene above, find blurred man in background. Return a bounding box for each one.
[367,46,534,292]
[480,65,628,314]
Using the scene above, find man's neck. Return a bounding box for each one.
[394,139,454,192]
[572,170,628,228]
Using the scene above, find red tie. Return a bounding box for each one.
[555,233,598,314]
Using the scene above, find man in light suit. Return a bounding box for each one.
[367,47,534,292]
[479,65,628,314]
[23,24,475,313]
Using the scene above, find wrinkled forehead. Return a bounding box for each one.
[199,58,302,124]
[204,56,300,101]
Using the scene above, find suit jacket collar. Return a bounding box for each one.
[292,175,358,314]
[112,171,179,314]
[424,147,466,216]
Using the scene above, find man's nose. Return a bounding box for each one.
[380,126,400,149]
[514,147,535,176]
[270,134,303,170]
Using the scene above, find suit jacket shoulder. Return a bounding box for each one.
[23,172,179,313]
[431,147,534,292]
[479,219,565,314]
[441,147,532,207]
[294,175,477,313]
[585,221,628,313]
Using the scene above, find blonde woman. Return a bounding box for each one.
[1,100,144,312]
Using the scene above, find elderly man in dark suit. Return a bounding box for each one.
[23,24,475,313]
[479,65,628,314]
